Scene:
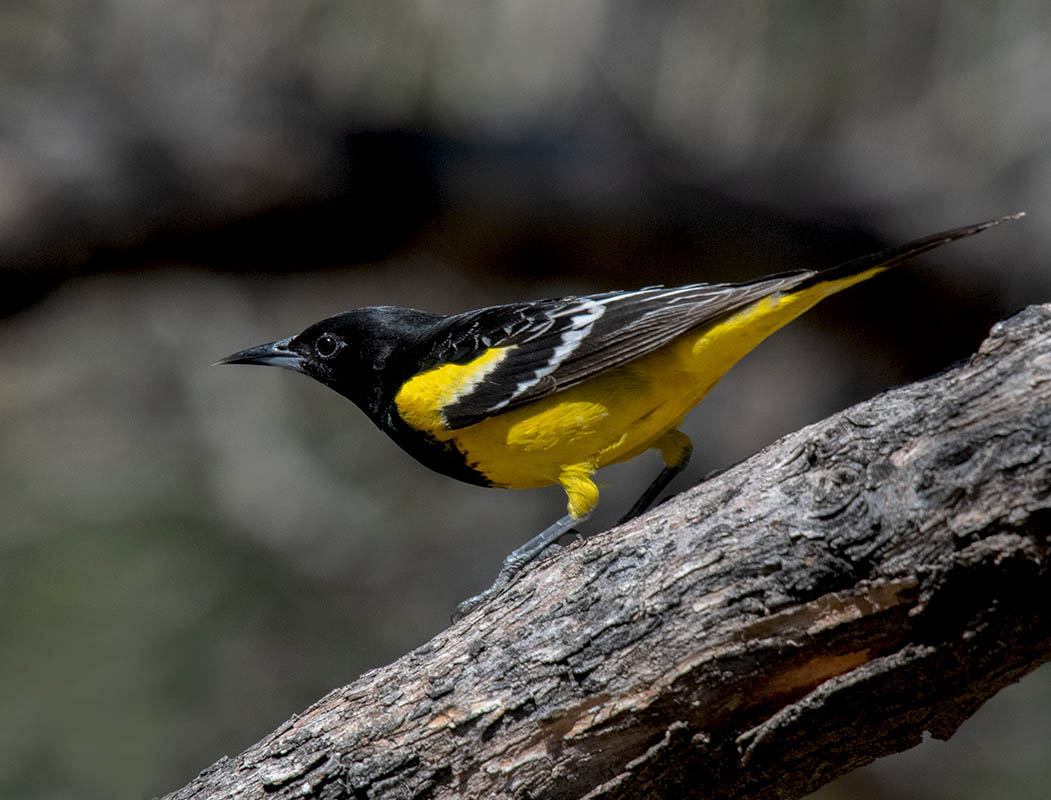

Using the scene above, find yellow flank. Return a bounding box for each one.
[395,346,512,431]
[402,266,885,519]
[683,266,885,377]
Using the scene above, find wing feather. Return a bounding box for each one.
[429,272,813,429]
[402,213,1024,430]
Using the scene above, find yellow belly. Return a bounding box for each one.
[443,348,698,490]
[395,266,883,517]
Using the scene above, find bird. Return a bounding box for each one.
[218,213,1022,615]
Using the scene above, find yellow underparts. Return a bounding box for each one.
[395,267,884,518]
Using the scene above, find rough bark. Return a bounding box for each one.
[163,305,1051,800]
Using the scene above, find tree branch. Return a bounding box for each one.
[163,305,1051,800]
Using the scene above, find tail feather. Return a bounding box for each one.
[795,212,1025,291]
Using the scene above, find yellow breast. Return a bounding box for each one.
[398,346,698,490]
[394,266,883,496]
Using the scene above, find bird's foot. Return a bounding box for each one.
[451,513,587,621]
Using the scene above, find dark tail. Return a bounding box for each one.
[796,212,1025,290]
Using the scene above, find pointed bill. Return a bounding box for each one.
[213,336,305,371]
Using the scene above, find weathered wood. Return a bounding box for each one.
[163,305,1051,800]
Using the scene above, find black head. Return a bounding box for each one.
[217,306,444,418]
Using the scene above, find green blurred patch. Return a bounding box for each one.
[0,516,393,799]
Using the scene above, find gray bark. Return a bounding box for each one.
[162,305,1051,800]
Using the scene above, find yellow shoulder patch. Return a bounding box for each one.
[394,346,513,433]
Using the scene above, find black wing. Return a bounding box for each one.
[421,213,1023,430]
[428,272,812,429]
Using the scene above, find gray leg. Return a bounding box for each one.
[615,463,687,524]
[617,433,693,524]
[454,512,588,620]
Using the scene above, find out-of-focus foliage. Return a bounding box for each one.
[1,2,1049,798]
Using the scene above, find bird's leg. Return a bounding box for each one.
[454,464,600,619]
[454,511,588,620]
[501,512,583,571]
[615,465,685,523]
[617,430,693,524]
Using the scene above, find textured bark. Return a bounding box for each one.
[163,305,1051,800]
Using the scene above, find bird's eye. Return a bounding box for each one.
[314,334,341,358]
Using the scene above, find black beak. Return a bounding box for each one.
[214,336,305,371]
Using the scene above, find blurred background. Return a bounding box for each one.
[1,2,1049,798]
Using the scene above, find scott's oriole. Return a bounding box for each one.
[219,213,1021,615]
